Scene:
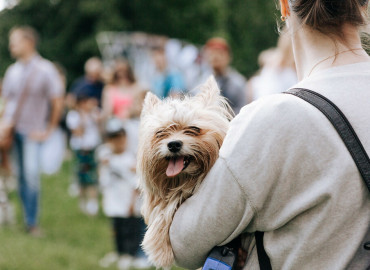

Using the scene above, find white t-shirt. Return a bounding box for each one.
[66,110,101,150]
[97,144,141,217]
[123,118,140,156]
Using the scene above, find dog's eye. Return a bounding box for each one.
[184,126,201,136]
[155,130,167,139]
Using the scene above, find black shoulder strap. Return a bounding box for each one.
[255,231,272,270]
[256,88,370,270]
[286,88,370,192]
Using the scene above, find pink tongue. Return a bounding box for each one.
[166,156,185,177]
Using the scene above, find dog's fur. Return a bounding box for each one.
[137,77,233,268]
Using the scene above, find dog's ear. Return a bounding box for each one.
[196,76,221,106]
[142,92,160,114]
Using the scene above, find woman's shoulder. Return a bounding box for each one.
[221,93,330,157]
[236,93,318,129]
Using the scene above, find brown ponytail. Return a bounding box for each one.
[290,0,368,36]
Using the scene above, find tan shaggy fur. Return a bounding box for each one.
[137,77,233,268]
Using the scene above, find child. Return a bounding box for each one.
[97,118,147,270]
[66,93,101,216]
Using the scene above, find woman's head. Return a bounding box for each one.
[112,58,136,85]
[282,0,368,38]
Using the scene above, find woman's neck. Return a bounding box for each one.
[117,78,134,88]
[291,23,370,80]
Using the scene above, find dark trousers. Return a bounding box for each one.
[112,217,144,256]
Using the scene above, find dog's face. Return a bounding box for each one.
[137,77,233,196]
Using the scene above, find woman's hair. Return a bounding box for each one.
[112,58,136,84]
[290,0,368,37]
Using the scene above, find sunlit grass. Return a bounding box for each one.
[0,159,187,270]
[0,160,120,270]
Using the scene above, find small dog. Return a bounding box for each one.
[137,77,233,268]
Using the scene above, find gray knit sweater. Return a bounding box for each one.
[170,62,370,270]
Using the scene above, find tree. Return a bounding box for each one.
[225,0,279,77]
[0,0,131,82]
[0,0,279,84]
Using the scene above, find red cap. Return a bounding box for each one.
[205,37,230,52]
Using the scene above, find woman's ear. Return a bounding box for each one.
[280,0,291,21]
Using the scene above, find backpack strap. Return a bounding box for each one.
[255,88,370,270]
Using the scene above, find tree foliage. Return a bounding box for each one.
[225,0,279,76]
[0,0,279,84]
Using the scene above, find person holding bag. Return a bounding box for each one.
[1,26,63,236]
[169,0,370,269]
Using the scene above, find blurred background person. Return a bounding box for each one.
[65,57,104,197]
[102,58,148,163]
[1,25,64,236]
[66,91,101,216]
[38,62,68,176]
[97,118,148,270]
[66,57,104,109]
[0,78,11,176]
[203,37,247,114]
[52,61,69,138]
[0,79,4,115]
[151,46,186,98]
[102,58,145,121]
[248,32,298,100]
[0,77,15,226]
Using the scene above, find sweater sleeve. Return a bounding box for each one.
[169,157,255,269]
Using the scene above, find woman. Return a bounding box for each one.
[102,59,144,121]
[169,0,370,269]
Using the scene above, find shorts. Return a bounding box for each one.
[75,149,97,186]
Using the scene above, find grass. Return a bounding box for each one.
[0,160,134,270]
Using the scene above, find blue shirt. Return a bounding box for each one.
[152,70,185,98]
[70,77,104,106]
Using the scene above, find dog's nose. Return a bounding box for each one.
[167,140,183,153]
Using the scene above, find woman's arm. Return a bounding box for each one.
[101,86,113,120]
[170,157,255,269]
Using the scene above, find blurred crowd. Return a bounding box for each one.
[0,25,297,270]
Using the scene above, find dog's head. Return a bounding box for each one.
[137,76,233,198]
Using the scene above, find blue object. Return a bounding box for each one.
[152,70,185,98]
[203,257,233,270]
[202,245,237,270]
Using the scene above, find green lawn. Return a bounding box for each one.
[0,160,142,270]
